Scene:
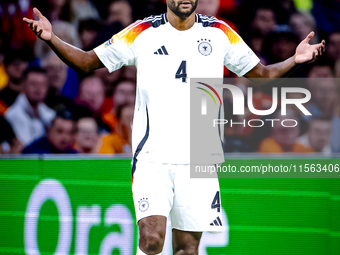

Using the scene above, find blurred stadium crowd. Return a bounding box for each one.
[0,0,339,155]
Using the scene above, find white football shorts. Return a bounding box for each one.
[132,160,224,232]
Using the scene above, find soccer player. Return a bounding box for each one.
[23,1,325,254]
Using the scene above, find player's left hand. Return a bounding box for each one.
[294,31,325,64]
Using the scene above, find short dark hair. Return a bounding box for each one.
[51,110,76,133]
[261,32,300,63]
[51,109,74,126]
[22,66,47,81]
[78,19,103,34]
[56,109,74,121]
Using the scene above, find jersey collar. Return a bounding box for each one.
[163,13,199,23]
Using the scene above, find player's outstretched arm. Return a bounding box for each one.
[245,32,325,80]
[23,8,103,73]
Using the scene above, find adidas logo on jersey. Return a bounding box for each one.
[154,46,169,55]
[210,216,223,226]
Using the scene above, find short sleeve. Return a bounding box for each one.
[94,21,143,73]
[222,24,260,77]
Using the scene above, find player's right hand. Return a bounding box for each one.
[23,8,52,41]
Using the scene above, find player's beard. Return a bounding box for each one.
[167,0,198,20]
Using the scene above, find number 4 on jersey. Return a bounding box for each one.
[211,191,221,212]
[175,61,187,83]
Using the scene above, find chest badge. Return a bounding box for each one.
[198,39,212,56]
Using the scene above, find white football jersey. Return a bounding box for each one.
[94,13,260,167]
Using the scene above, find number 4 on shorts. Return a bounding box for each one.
[211,191,220,212]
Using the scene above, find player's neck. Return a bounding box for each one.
[167,9,196,31]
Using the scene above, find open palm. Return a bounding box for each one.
[23,8,52,41]
[295,32,326,64]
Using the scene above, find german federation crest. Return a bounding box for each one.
[198,39,212,56]
[138,198,149,212]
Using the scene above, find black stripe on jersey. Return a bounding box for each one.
[143,14,163,22]
[195,13,198,22]
[196,13,201,23]
[132,106,150,176]
[143,14,167,28]
[142,13,217,28]
[161,46,168,55]
[217,216,222,226]
[199,14,218,21]
[200,17,218,22]
[197,14,219,27]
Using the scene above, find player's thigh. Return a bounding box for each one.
[171,165,223,232]
[132,160,174,222]
[172,229,202,255]
[138,215,167,247]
